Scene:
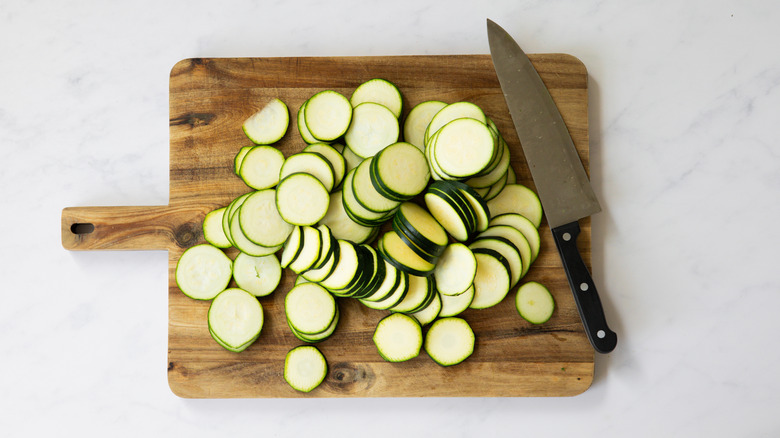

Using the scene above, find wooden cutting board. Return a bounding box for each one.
[61,54,595,397]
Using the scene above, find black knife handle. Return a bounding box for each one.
[552,221,617,353]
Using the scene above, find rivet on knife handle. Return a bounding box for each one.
[552,221,617,353]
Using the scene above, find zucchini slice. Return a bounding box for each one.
[469,248,512,309]
[229,204,284,257]
[276,173,330,226]
[208,288,264,352]
[410,290,441,326]
[289,307,340,343]
[372,313,423,362]
[239,145,286,190]
[344,102,400,158]
[279,152,336,193]
[403,100,447,151]
[232,252,282,297]
[490,213,541,263]
[238,189,294,248]
[352,157,401,213]
[482,169,509,201]
[280,225,303,269]
[515,281,555,324]
[424,317,475,366]
[303,143,347,189]
[202,207,231,249]
[284,345,328,393]
[378,230,435,276]
[175,244,233,300]
[392,202,448,254]
[342,169,394,226]
[370,142,430,201]
[438,285,475,317]
[284,282,337,335]
[350,78,403,118]
[360,270,409,310]
[319,240,360,290]
[234,145,254,176]
[304,90,353,142]
[297,100,319,144]
[478,225,532,277]
[242,98,289,144]
[423,189,470,242]
[359,259,399,302]
[467,141,510,189]
[424,101,487,144]
[469,236,523,288]
[431,118,495,178]
[433,243,477,297]
[486,184,544,228]
[390,274,433,313]
[288,226,323,274]
[318,191,377,244]
[301,231,340,282]
[341,144,364,174]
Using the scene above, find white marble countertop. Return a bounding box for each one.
[2,0,779,436]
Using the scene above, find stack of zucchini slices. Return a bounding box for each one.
[175,78,557,393]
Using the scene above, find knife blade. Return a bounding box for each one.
[487,19,617,353]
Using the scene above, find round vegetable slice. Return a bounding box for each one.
[202,207,231,249]
[276,173,330,226]
[433,243,477,296]
[232,252,282,297]
[239,145,286,190]
[424,317,475,366]
[403,100,447,151]
[350,78,403,118]
[284,345,328,393]
[175,244,232,300]
[242,98,289,144]
[285,282,337,335]
[208,288,263,352]
[304,90,353,142]
[344,102,400,158]
[515,281,555,324]
[372,313,423,362]
[486,184,543,228]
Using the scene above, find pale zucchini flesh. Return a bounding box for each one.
[486,184,544,228]
[433,243,477,296]
[202,207,231,249]
[515,281,555,324]
[469,249,512,309]
[350,78,403,118]
[276,173,330,226]
[424,317,475,366]
[279,152,336,193]
[284,345,328,393]
[431,118,495,178]
[175,244,233,300]
[285,282,337,335]
[403,100,447,151]
[232,252,282,297]
[239,145,286,190]
[438,285,475,317]
[208,288,264,351]
[304,90,353,142]
[238,189,294,248]
[490,213,541,262]
[242,98,289,144]
[344,102,400,158]
[372,313,423,362]
[318,191,376,244]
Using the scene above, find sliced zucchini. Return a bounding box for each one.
[515,282,555,324]
[304,90,353,142]
[469,248,512,309]
[330,244,375,297]
[392,222,440,264]
[203,207,231,249]
[424,317,475,366]
[423,189,470,242]
[410,290,441,326]
[359,259,399,302]
[208,288,263,352]
[318,191,376,244]
[393,202,448,255]
[467,141,510,189]
[490,213,541,263]
[469,236,523,288]
[428,181,478,234]
[222,192,252,247]
[344,102,400,158]
[284,345,328,393]
[242,98,289,144]
[431,117,495,178]
[238,189,294,248]
[319,239,360,290]
[370,142,430,201]
[301,231,340,282]
[234,145,254,176]
[239,145,286,190]
[279,152,335,192]
[175,244,233,300]
[403,100,447,151]
[372,313,423,362]
[424,101,487,144]
[486,184,543,228]
[297,100,319,144]
[288,226,323,274]
[342,169,394,226]
[232,252,282,297]
[438,285,475,317]
[289,307,340,343]
[482,169,508,201]
[285,282,337,335]
[280,225,303,269]
[276,173,330,226]
[505,163,517,184]
[449,181,490,233]
[352,157,401,213]
[360,270,409,310]
[378,230,435,276]
[350,244,387,299]
[350,78,403,118]
[390,274,433,313]
[433,243,477,296]
[303,143,347,189]
[229,204,284,256]
[478,225,532,277]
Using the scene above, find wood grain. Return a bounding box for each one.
[62,54,594,397]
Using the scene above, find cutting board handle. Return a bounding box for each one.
[61,205,201,251]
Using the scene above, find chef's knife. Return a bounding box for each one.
[487,19,617,353]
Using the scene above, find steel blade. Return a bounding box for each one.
[487,19,600,229]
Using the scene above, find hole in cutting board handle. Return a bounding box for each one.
[70,223,95,235]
